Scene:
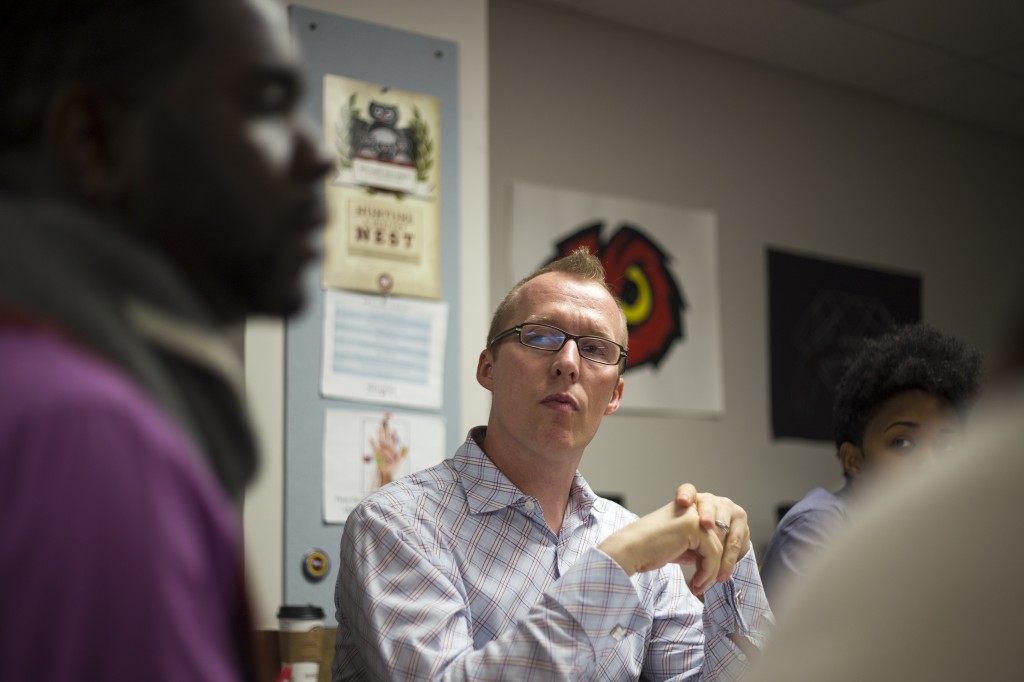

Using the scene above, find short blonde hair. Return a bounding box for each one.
[487,247,628,357]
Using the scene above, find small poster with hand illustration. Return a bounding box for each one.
[323,407,446,522]
[363,412,410,493]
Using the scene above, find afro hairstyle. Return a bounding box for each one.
[832,323,982,456]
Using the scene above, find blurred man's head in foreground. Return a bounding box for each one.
[0,0,333,322]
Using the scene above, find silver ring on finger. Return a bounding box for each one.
[715,519,730,534]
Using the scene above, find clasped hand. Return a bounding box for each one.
[597,483,750,595]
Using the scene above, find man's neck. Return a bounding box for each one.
[475,429,580,535]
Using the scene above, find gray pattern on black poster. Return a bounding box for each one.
[768,248,921,441]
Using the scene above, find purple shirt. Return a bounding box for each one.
[0,325,247,681]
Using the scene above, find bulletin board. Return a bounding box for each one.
[284,6,460,623]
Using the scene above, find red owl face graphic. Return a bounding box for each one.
[549,221,687,371]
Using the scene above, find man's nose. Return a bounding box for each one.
[295,116,334,180]
[551,339,581,380]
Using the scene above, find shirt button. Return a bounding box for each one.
[736,590,744,605]
[610,625,627,641]
[524,500,535,511]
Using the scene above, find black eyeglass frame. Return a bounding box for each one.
[489,322,628,366]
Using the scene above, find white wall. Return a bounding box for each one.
[488,0,1024,554]
[244,0,489,628]
[245,0,1024,626]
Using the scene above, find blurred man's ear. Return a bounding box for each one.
[47,86,134,207]
[476,349,495,392]
[839,442,863,478]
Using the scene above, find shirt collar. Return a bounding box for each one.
[452,427,601,517]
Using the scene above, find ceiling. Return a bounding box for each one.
[526,0,1024,140]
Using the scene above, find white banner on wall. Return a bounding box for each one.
[321,289,448,409]
[510,182,724,415]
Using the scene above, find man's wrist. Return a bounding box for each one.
[596,537,634,576]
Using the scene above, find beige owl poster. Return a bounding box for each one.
[321,74,442,299]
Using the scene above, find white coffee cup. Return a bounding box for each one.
[277,604,325,682]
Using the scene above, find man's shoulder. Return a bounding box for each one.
[0,323,234,535]
[1,326,152,418]
[0,325,197,466]
[356,459,462,516]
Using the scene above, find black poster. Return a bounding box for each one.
[768,248,921,441]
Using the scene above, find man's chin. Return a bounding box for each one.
[244,286,308,320]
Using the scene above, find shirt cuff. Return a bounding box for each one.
[546,548,651,658]
[703,548,772,650]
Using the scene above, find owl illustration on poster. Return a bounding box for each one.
[510,182,724,415]
[548,222,687,372]
[321,74,442,299]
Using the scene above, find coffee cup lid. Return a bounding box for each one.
[277,604,325,620]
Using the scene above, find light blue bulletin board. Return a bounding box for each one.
[284,6,460,623]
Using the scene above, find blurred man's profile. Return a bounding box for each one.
[0,1,332,679]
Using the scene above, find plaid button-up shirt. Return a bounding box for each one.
[333,428,772,680]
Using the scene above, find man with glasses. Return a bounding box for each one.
[332,249,772,679]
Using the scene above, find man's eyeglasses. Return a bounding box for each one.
[489,322,627,366]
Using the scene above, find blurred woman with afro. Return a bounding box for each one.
[760,323,982,604]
